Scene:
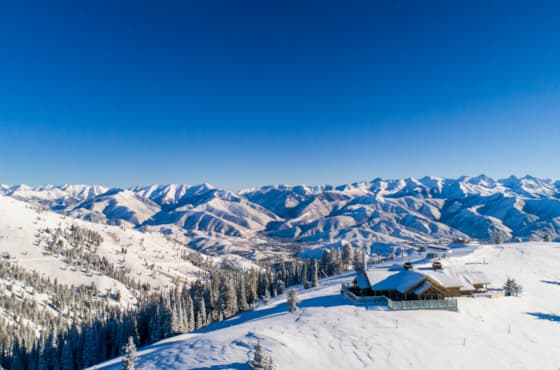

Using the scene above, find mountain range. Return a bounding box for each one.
[2,175,559,257]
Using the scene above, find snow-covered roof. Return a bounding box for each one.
[420,269,463,288]
[363,265,490,294]
[456,273,475,292]
[365,269,394,287]
[412,281,432,295]
[355,273,370,289]
[462,271,490,285]
[371,270,426,294]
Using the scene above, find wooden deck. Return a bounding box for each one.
[341,283,458,312]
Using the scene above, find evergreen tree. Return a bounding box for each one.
[504,278,523,296]
[221,277,238,319]
[195,297,207,330]
[342,244,353,270]
[185,291,195,332]
[237,274,249,312]
[311,259,319,288]
[287,289,298,313]
[494,233,503,245]
[320,249,331,276]
[247,270,259,305]
[122,336,137,370]
[60,339,74,370]
[275,280,285,295]
[353,248,365,272]
[302,262,310,289]
[250,340,274,370]
[82,323,98,368]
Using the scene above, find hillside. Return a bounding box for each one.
[93,242,560,370]
[2,176,560,260]
[0,195,205,308]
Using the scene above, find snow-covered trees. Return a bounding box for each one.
[320,249,343,276]
[353,248,365,271]
[302,263,311,289]
[122,336,137,370]
[122,337,137,370]
[493,233,503,245]
[250,340,274,370]
[342,244,353,270]
[503,278,523,296]
[287,289,298,313]
[0,241,358,370]
[311,259,319,288]
[60,340,74,370]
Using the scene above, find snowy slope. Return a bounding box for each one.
[0,195,204,306]
[4,184,108,210]
[93,242,560,370]
[4,176,560,259]
[67,188,161,226]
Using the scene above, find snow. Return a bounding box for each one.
[420,269,464,288]
[371,270,426,293]
[92,242,560,370]
[4,176,560,262]
[412,281,432,295]
[0,195,203,307]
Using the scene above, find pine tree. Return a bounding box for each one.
[195,297,207,330]
[342,244,353,270]
[302,262,311,289]
[184,291,195,332]
[250,340,273,370]
[494,233,503,245]
[320,249,330,276]
[503,278,523,296]
[353,248,365,272]
[311,259,319,288]
[60,339,74,370]
[237,273,249,312]
[248,270,259,306]
[122,336,137,370]
[275,280,285,295]
[287,289,298,313]
[221,277,238,319]
[82,324,98,368]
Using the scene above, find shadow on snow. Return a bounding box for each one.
[540,280,560,286]
[196,293,351,334]
[187,362,251,370]
[526,312,560,322]
[95,292,351,369]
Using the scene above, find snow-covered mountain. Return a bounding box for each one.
[3,176,560,257]
[2,184,108,210]
[244,175,560,249]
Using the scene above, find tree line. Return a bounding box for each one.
[2,234,361,369]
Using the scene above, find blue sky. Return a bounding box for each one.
[1,1,559,190]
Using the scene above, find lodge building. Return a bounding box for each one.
[350,262,489,301]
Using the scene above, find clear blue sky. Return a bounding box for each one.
[1,1,559,190]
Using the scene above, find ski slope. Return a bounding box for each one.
[93,242,560,370]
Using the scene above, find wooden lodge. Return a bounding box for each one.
[350,262,489,301]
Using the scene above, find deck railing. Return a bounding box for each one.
[341,283,458,312]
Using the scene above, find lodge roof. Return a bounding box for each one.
[360,266,490,294]
[370,270,425,294]
[412,281,432,295]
